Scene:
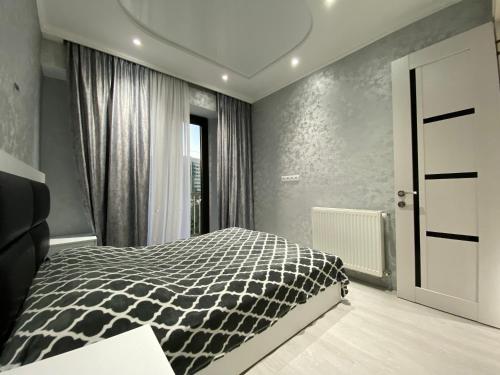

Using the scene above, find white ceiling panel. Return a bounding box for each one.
[119,0,312,78]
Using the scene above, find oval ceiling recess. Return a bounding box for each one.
[118,0,312,78]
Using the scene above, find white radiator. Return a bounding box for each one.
[312,207,385,277]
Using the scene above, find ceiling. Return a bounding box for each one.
[37,0,460,103]
[119,0,312,78]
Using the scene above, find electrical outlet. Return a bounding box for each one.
[281,175,300,182]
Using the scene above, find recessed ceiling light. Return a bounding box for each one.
[324,0,336,7]
[222,74,228,82]
[132,38,142,46]
[291,57,300,67]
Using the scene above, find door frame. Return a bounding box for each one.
[392,22,500,327]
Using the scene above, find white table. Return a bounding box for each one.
[2,325,175,375]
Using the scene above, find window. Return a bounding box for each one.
[189,115,209,236]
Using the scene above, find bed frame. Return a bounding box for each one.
[0,151,343,374]
[199,283,341,374]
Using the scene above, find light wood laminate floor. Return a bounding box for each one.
[248,282,500,375]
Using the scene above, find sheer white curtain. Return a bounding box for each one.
[147,71,191,244]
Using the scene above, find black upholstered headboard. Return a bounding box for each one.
[0,171,50,347]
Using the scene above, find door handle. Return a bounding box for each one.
[397,190,418,197]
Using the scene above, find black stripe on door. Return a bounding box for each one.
[425,172,478,180]
[423,108,475,124]
[409,69,421,288]
[426,231,479,242]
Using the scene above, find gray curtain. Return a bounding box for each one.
[68,43,150,246]
[217,93,254,229]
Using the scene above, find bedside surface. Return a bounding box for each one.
[49,235,97,246]
[2,325,175,375]
[48,235,98,256]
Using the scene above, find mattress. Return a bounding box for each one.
[0,227,349,374]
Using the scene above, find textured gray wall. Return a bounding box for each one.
[41,39,66,80]
[190,86,216,112]
[252,0,492,289]
[40,77,94,237]
[0,0,42,166]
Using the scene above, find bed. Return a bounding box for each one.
[0,169,349,374]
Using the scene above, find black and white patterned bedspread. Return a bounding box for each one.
[0,228,348,374]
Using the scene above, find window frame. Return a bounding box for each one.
[190,115,210,235]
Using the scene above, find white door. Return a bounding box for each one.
[392,23,500,328]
